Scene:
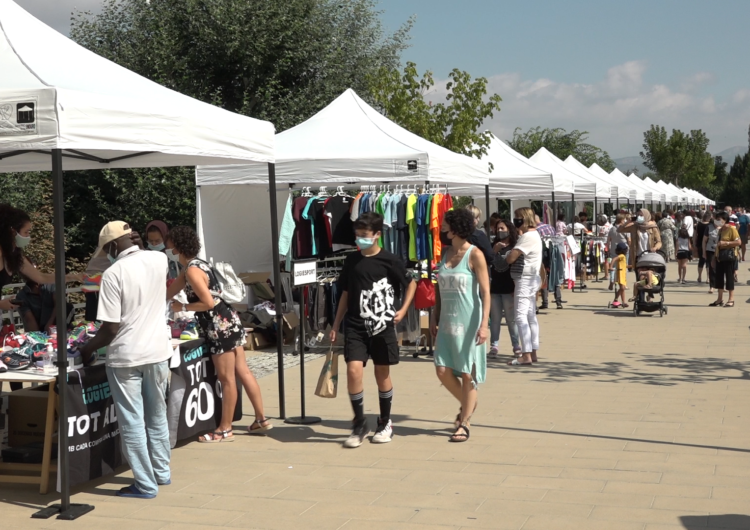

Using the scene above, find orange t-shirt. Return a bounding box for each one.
[430,194,444,261]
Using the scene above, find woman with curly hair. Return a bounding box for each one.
[505,207,542,366]
[0,203,78,311]
[167,226,271,442]
[431,208,490,443]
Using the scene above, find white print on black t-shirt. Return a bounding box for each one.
[359,278,396,336]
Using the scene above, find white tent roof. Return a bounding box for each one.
[664,182,688,203]
[0,0,275,172]
[609,169,649,202]
[529,148,599,200]
[588,163,634,200]
[640,176,667,203]
[196,88,489,186]
[563,156,617,200]
[451,134,574,200]
[651,179,679,203]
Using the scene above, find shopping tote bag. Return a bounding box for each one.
[314,347,339,398]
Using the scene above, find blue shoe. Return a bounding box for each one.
[180,322,199,341]
[116,484,156,499]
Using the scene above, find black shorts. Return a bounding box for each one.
[676,250,691,261]
[344,327,399,366]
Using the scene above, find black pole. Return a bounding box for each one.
[484,185,491,238]
[285,284,321,425]
[33,150,94,520]
[268,163,286,419]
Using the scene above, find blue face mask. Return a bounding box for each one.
[107,253,116,265]
[356,237,377,250]
[148,243,165,251]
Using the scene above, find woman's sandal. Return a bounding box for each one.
[454,403,477,429]
[708,300,723,307]
[507,358,533,366]
[248,418,274,435]
[198,430,234,443]
[449,424,470,443]
[627,297,637,302]
[724,301,735,308]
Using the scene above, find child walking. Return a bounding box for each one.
[612,242,629,308]
[330,212,417,448]
[676,224,693,284]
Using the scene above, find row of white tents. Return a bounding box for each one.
[0,0,715,514]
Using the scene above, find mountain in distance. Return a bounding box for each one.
[614,145,748,176]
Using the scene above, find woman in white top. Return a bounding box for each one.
[505,207,542,366]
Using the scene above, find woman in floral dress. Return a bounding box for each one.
[167,226,272,442]
[657,211,676,261]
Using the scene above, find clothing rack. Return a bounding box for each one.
[581,235,608,283]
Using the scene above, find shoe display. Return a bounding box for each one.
[180,322,199,341]
[343,419,369,448]
[372,418,393,444]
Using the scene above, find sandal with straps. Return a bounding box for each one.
[454,402,478,429]
[198,429,234,443]
[248,418,273,435]
[449,423,470,443]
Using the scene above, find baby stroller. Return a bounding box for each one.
[633,252,668,317]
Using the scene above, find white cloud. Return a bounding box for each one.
[430,61,750,158]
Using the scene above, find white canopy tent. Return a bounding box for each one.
[0,0,276,517]
[563,156,617,201]
[651,179,679,204]
[640,176,667,205]
[529,147,598,200]
[588,163,635,202]
[609,169,651,203]
[196,88,489,273]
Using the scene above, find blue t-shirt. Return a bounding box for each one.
[738,214,749,235]
[416,194,430,260]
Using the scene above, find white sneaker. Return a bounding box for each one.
[488,347,498,359]
[371,418,393,444]
[343,420,369,448]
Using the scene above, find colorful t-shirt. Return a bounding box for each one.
[430,194,444,262]
[406,194,418,261]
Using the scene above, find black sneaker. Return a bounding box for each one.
[556,301,563,309]
[343,419,369,448]
[538,304,548,310]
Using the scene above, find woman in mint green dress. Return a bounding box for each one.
[431,209,491,443]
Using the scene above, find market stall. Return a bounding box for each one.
[0,0,275,519]
[588,162,635,207]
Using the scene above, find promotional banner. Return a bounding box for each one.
[60,364,122,490]
[168,339,242,446]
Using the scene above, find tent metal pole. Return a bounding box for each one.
[267,163,286,419]
[484,185,491,238]
[33,150,94,520]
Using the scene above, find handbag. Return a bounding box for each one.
[314,346,339,398]
[716,229,737,262]
[414,278,435,310]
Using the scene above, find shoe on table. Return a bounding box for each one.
[372,418,393,444]
[180,322,199,341]
[344,419,369,448]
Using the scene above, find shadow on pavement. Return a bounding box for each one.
[680,514,750,529]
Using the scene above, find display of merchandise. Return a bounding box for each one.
[0,322,101,372]
[179,321,200,341]
[82,272,103,293]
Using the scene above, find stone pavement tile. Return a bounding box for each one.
[534,436,628,451]
[652,495,750,514]
[408,509,528,529]
[667,452,750,466]
[715,465,750,477]
[521,455,618,470]
[340,477,445,495]
[660,472,750,488]
[440,483,547,501]
[371,457,470,472]
[709,485,750,500]
[428,449,524,466]
[462,462,562,478]
[575,448,669,462]
[589,506,708,525]
[47,516,168,530]
[373,491,486,512]
[1,515,58,530]
[302,503,421,523]
[159,525,239,530]
[313,465,413,481]
[226,513,351,530]
[402,470,506,486]
[520,515,644,530]
[706,514,750,529]
[201,495,315,514]
[614,460,716,475]
[501,475,605,492]
[477,498,593,518]
[602,481,710,498]
[128,505,246,525]
[543,489,655,508]
[275,486,384,505]
[624,441,718,455]
[559,467,662,483]
[342,522,461,530]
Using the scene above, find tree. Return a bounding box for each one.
[42,0,412,261]
[507,127,616,172]
[368,62,502,160]
[639,125,714,189]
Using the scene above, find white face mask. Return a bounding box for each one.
[165,248,180,263]
[714,220,724,228]
[15,233,31,248]
[636,216,644,223]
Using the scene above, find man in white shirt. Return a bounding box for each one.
[80,221,172,499]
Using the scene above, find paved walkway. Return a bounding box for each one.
[2,261,750,530]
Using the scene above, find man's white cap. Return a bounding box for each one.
[94,221,132,257]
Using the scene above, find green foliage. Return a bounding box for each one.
[368,62,502,160]
[719,153,750,208]
[639,125,714,188]
[508,127,616,172]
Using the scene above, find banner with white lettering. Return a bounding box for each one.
[60,364,122,490]
[168,339,242,445]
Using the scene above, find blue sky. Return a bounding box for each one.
[16,0,750,158]
[375,0,750,157]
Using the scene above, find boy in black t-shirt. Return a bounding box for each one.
[330,212,416,448]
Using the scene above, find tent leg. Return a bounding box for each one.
[32,150,94,521]
[484,185,491,238]
[268,163,286,420]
